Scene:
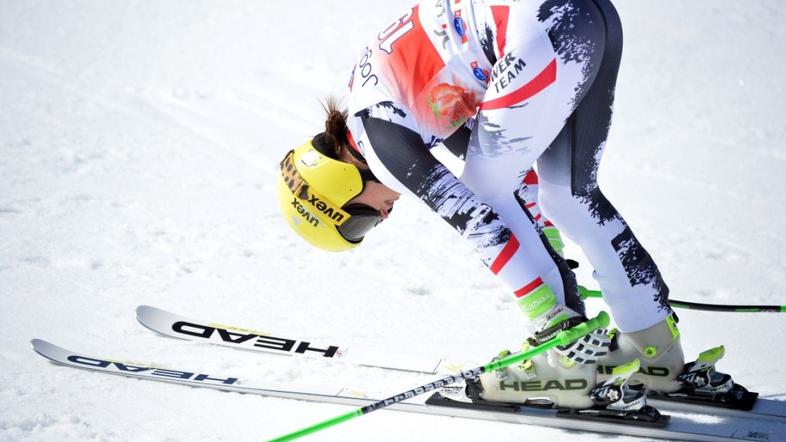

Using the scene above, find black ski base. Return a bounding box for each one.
[425,393,670,428]
[651,383,758,411]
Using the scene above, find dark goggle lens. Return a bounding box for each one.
[337,204,383,242]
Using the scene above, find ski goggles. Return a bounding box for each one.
[279,149,384,243]
[337,203,385,242]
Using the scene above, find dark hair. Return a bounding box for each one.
[322,96,349,155]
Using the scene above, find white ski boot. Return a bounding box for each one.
[596,314,685,393]
[466,350,662,423]
[467,301,614,410]
[468,344,598,409]
[468,300,610,409]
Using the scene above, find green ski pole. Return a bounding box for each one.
[267,311,610,442]
[578,286,786,313]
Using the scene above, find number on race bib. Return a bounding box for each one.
[378,10,414,55]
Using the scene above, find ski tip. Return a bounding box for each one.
[136,305,154,315]
[30,339,47,360]
[29,339,73,366]
[136,305,166,319]
[30,338,60,352]
[30,338,58,358]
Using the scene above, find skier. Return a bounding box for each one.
[277,0,737,413]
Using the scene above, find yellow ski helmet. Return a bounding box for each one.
[278,134,383,252]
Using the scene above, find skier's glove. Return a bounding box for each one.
[552,325,610,365]
[531,306,610,366]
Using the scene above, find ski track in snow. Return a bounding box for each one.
[2,0,786,441]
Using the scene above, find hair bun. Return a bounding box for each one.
[322,97,349,152]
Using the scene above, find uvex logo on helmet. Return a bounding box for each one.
[304,191,346,224]
[291,198,319,227]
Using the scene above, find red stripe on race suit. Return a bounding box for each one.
[346,129,360,153]
[480,58,557,111]
[523,169,539,185]
[490,6,510,58]
[490,234,519,275]
[514,277,544,298]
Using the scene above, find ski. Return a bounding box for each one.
[136,305,786,423]
[136,305,467,374]
[31,339,785,441]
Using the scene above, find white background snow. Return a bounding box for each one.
[1,0,785,441]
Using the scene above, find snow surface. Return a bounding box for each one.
[1,0,785,441]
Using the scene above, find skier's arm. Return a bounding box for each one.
[359,112,513,268]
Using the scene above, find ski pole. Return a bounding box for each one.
[578,286,785,313]
[267,311,610,442]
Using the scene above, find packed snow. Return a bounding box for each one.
[1,0,785,441]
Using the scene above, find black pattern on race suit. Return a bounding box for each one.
[538,0,602,109]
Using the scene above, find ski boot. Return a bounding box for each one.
[467,342,598,409]
[467,300,609,409]
[465,352,664,424]
[596,314,685,393]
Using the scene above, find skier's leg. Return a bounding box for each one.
[535,0,672,334]
[463,0,611,324]
[466,0,650,408]
[534,0,687,393]
[442,123,576,320]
